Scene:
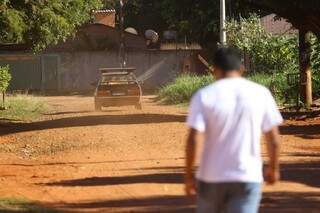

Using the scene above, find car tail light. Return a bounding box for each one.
[97,90,111,96]
[128,89,140,96]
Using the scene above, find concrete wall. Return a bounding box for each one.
[59,50,195,92]
[0,49,202,93]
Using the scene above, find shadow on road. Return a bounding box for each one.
[45,172,184,187]
[280,124,320,139]
[45,160,320,188]
[281,161,320,188]
[48,195,195,213]
[42,191,320,213]
[0,113,186,136]
[261,191,320,213]
[39,162,320,212]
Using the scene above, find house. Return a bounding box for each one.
[261,13,297,35]
[0,9,203,93]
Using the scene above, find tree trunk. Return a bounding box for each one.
[299,30,313,107]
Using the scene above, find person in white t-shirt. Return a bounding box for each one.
[185,47,283,213]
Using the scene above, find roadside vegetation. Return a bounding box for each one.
[158,72,320,105]
[0,65,11,109]
[0,197,60,212]
[0,66,47,122]
[158,75,213,104]
[158,14,320,105]
[0,95,48,121]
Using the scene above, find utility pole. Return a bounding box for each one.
[220,0,227,45]
[299,30,313,107]
[119,0,126,68]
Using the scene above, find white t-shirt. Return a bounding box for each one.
[187,77,283,183]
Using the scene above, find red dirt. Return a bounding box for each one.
[0,96,319,212]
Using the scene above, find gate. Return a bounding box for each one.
[0,54,60,93]
[42,55,60,92]
[0,54,41,92]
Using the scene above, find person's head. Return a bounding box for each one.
[212,47,243,79]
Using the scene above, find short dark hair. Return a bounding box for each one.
[213,47,241,72]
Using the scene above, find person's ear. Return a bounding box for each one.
[212,66,222,80]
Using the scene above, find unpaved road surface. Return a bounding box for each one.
[0,96,320,212]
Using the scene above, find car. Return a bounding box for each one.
[93,67,142,111]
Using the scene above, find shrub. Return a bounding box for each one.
[158,71,320,105]
[225,14,299,73]
[158,75,213,104]
[0,65,11,93]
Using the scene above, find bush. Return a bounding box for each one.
[158,75,213,104]
[159,71,320,105]
[225,14,299,73]
[0,95,48,121]
[0,65,11,93]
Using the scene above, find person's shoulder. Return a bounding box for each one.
[191,83,216,101]
[243,78,271,94]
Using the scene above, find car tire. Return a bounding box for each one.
[135,103,142,110]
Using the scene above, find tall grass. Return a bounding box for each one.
[0,95,48,121]
[158,75,214,104]
[158,73,305,105]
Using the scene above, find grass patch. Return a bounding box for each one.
[0,95,48,121]
[0,197,60,212]
[158,72,320,105]
[158,75,214,104]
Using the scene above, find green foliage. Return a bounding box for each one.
[158,75,213,104]
[0,0,103,50]
[226,14,299,73]
[158,72,320,105]
[0,65,11,93]
[0,95,48,121]
[313,72,320,98]
[0,197,60,212]
[225,13,320,101]
[310,34,320,72]
[106,0,253,49]
[158,0,253,47]
[0,8,27,43]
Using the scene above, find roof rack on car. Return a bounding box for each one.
[99,67,136,74]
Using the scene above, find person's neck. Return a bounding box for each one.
[223,71,241,79]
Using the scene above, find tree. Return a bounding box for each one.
[226,14,298,73]
[105,0,253,50]
[0,0,103,50]
[244,0,320,106]
[0,65,11,108]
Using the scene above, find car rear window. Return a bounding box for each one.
[101,74,135,82]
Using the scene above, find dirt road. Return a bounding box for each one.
[0,96,319,212]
